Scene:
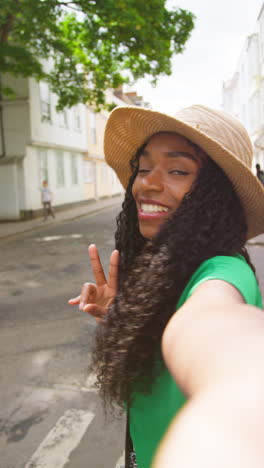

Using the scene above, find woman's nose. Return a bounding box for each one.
[141,168,164,192]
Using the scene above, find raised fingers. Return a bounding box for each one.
[88,244,107,286]
[108,250,119,292]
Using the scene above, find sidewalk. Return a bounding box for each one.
[0,195,123,241]
[247,233,264,245]
[0,195,263,245]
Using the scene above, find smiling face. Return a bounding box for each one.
[132,132,204,239]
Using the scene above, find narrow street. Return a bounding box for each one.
[0,204,125,468]
[0,203,263,468]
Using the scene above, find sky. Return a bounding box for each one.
[125,0,263,115]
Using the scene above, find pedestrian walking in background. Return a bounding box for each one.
[69,105,264,468]
[256,163,264,185]
[41,180,55,220]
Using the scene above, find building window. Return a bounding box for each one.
[56,150,65,186]
[59,109,68,128]
[38,148,48,185]
[90,111,97,144]
[73,105,81,131]
[260,12,264,63]
[101,162,108,179]
[39,81,51,122]
[71,154,78,185]
[84,160,95,183]
[261,80,264,122]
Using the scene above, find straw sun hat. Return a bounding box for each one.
[104,105,264,240]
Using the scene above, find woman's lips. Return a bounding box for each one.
[138,211,170,220]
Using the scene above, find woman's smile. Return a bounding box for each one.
[138,198,170,218]
[132,132,203,239]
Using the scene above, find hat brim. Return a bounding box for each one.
[104,107,264,240]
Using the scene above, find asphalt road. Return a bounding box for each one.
[0,204,263,468]
[0,204,125,468]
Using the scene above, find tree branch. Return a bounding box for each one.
[55,1,82,12]
[0,13,16,43]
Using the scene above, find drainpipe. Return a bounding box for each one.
[0,75,6,158]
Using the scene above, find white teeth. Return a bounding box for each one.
[141,203,169,213]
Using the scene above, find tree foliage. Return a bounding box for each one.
[0,0,195,109]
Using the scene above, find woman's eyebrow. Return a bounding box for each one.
[140,149,198,162]
[166,151,199,162]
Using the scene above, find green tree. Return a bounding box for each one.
[0,0,195,109]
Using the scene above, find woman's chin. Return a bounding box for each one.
[139,221,164,239]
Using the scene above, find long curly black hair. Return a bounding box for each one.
[91,138,254,410]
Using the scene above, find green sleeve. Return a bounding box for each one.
[177,255,263,309]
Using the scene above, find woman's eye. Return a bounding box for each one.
[169,170,189,175]
[137,168,189,175]
[138,168,150,174]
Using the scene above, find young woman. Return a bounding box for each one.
[69,105,264,468]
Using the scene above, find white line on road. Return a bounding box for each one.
[34,234,83,242]
[115,450,125,468]
[25,409,95,468]
[81,372,98,393]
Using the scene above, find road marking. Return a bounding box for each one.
[81,372,98,393]
[34,234,83,242]
[25,409,94,468]
[115,450,125,468]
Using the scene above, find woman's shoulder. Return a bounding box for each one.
[197,254,251,274]
[178,254,262,308]
[190,254,255,282]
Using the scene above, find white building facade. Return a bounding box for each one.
[223,3,264,170]
[0,75,125,220]
[0,73,88,220]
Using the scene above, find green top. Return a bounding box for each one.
[129,255,263,468]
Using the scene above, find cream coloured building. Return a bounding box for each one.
[84,98,123,201]
[84,87,150,201]
[223,3,264,170]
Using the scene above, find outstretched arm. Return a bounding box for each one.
[153,280,264,467]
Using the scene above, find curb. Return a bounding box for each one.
[0,196,123,241]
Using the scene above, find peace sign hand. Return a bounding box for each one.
[68,244,119,322]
